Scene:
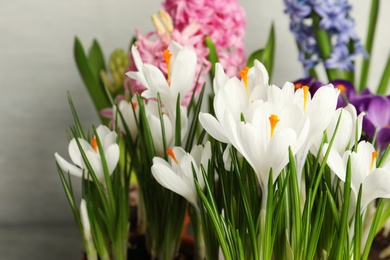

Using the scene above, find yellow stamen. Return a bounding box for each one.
[92,137,98,153]
[158,10,173,33]
[167,148,178,164]
[239,67,250,97]
[269,114,280,137]
[303,85,309,112]
[162,49,172,85]
[370,151,379,172]
[336,84,346,95]
[152,10,174,35]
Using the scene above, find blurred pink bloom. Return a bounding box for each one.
[125,23,209,106]
[163,0,247,76]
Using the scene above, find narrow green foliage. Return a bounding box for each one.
[73,37,110,124]
[185,83,206,151]
[312,13,338,81]
[354,185,363,260]
[331,156,351,259]
[359,0,379,92]
[376,54,390,95]
[175,94,182,146]
[205,36,219,79]
[362,199,385,260]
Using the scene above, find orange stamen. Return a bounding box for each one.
[269,114,280,137]
[370,151,379,172]
[239,67,250,96]
[303,85,309,112]
[167,148,178,164]
[92,137,98,153]
[132,102,138,109]
[162,49,172,85]
[336,84,346,95]
[294,83,303,90]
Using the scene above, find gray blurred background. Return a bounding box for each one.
[0,0,388,259]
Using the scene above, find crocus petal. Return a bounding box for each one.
[361,169,390,210]
[323,143,346,181]
[142,64,169,93]
[199,112,229,143]
[69,139,93,168]
[55,152,83,178]
[105,144,120,175]
[151,162,197,207]
[367,96,390,128]
[376,128,390,151]
[170,47,197,96]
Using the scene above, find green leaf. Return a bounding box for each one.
[175,94,181,147]
[205,36,219,79]
[88,40,106,80]
[354,185,363,260]
[73,37,110,124]
[246,49,264,68]
[312,13,339,81]
[359,0,379,92]
[376,53,390,95]
[262,23,275,81]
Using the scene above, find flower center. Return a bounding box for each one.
[269,114,280,137]
[239,67,250,97]
[336,84,346,94]
[92,137,98,153]
[167,148,178,164]
[294,82,303,90]
[370,151,379,172]
[162,49,172,85]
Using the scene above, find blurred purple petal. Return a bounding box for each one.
[376,128,390,151]
[366,96,390,128]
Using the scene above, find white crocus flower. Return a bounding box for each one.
[324,141,390,211]
[143,100,188,157]
[116,96,139,140]
[126,41,197,116]
[311,104,365,156]
[224,101,309,192]
[151,142,211,210]
[54,125,120,184]
[199,74,262,144]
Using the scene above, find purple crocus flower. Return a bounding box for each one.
[351,93,390,150]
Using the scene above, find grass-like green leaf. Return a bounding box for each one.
[359,0,379,92]
[74,37,110,124]
[376,53,390,95]
[205,36,219,79]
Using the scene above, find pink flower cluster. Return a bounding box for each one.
[125,0,246,104]
[163,0,247,76]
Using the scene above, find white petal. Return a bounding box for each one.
[361,169,390,210]
[105,144,120,175]
[265,129,297,182]
[55,152,83,178]
[199,112,229,143]
[142,64,169,93]
[170,47,197,96]
[69,138,93,168]
[131,45,143,71]
[151,162,197,207]
[323,143,346,181]
[125,71,149,89]
[254,60,269,87]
